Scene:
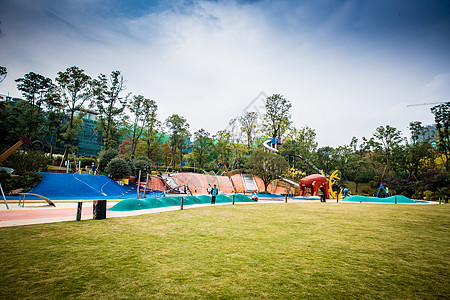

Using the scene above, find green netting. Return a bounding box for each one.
[109,194,255,211]
[341,195,415,203]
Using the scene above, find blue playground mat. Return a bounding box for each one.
[5,172,142,201]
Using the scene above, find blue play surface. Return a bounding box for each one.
[5,172,154,201]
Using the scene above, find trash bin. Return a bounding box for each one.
[93,200,107,220]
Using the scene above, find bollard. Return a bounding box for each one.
[395,197,397,204]
[439,197,441,204]
[180,197,184,210]
[76,202,83,221]
[337,194,339,203]
[285,194,288,203]
[232,195,235,205]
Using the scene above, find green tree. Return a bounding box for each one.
[98,148,118,171]
[431,103,450,171]
[133,156,152,177]
[128,95,151,158]
[95,71,128,150]
[372,125,404,178]
[316,146,336,175]
[192,128,213,170]
[105,156,132,180]
[15,72,54,138]
[0,66,6,84]
[280,126,320,174]
[213,129,233,166]
[165,114,190,172]
[244,150,289,192]
[141,99,159,159]
[55,66,95,161]
[263,94,292,141]
[239,111,258,149]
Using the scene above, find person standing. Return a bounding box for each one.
[207,184,212,195]
[211,184,218,204]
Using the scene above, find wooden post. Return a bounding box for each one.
[76,202,83,221]
[395,196,397,204]
[233,194,235,205]
[285,194,287,203]
[181,197,184,210]
[143,173,149,198]
[337,194,339,203]
[137,170,141,199]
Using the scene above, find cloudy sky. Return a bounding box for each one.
[1,0,449,147]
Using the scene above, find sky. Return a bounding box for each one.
[1,0,450,147]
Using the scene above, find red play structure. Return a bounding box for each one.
[299,174,329,198]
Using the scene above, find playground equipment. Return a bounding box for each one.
[218,162,238,194]
[242,173,259,193]
[328,170,343,199]
[0,137,43,165]
[374,184,389,198]
[299,174,330,198]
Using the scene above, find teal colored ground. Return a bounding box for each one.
[341,195,418,203]
[109,194,256,211]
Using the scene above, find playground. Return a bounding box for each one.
[0,202,448,299]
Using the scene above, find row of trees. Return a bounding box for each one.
[0,65,448,198]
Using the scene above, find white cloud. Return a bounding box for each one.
[1,0,449,147]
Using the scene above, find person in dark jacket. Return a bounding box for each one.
[211,184,218,204]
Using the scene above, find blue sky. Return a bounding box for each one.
[1,0,449,147]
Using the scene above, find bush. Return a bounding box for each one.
[0,171,42,195]
[3,151,49,175]
[99,149,118,170]
[105,157,131,180]
[133,156,152,177]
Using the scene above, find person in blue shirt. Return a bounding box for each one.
[211,184,218,204]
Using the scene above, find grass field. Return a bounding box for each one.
[0,203,449,299]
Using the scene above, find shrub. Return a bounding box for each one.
[105,157,131,180]
[0,172,42,194]
[99,149,118,170]
[133,156,152,177]
[3,151,49,175]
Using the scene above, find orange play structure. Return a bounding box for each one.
[299,174,330,198]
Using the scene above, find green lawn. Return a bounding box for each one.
[1,203,449,299]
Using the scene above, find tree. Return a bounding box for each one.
[431,103,450,171]
[263,94,292,141]
[141,99,159,159]
[316,146,336,175]
[192,128,213,170]
[15,72,54,138]
[213,129,233,165]
[372,125,404,178]
[99,148,118,171]
[165,114,190,172]
[128,95,155,158]
[55,66,95,161]
[105,156,132,180]
[0,66,6,84]
[133,156,152,177]
[239,111,258,149]
[244,150,289,192]
[279,126,319,174]
[95,70,128,150]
